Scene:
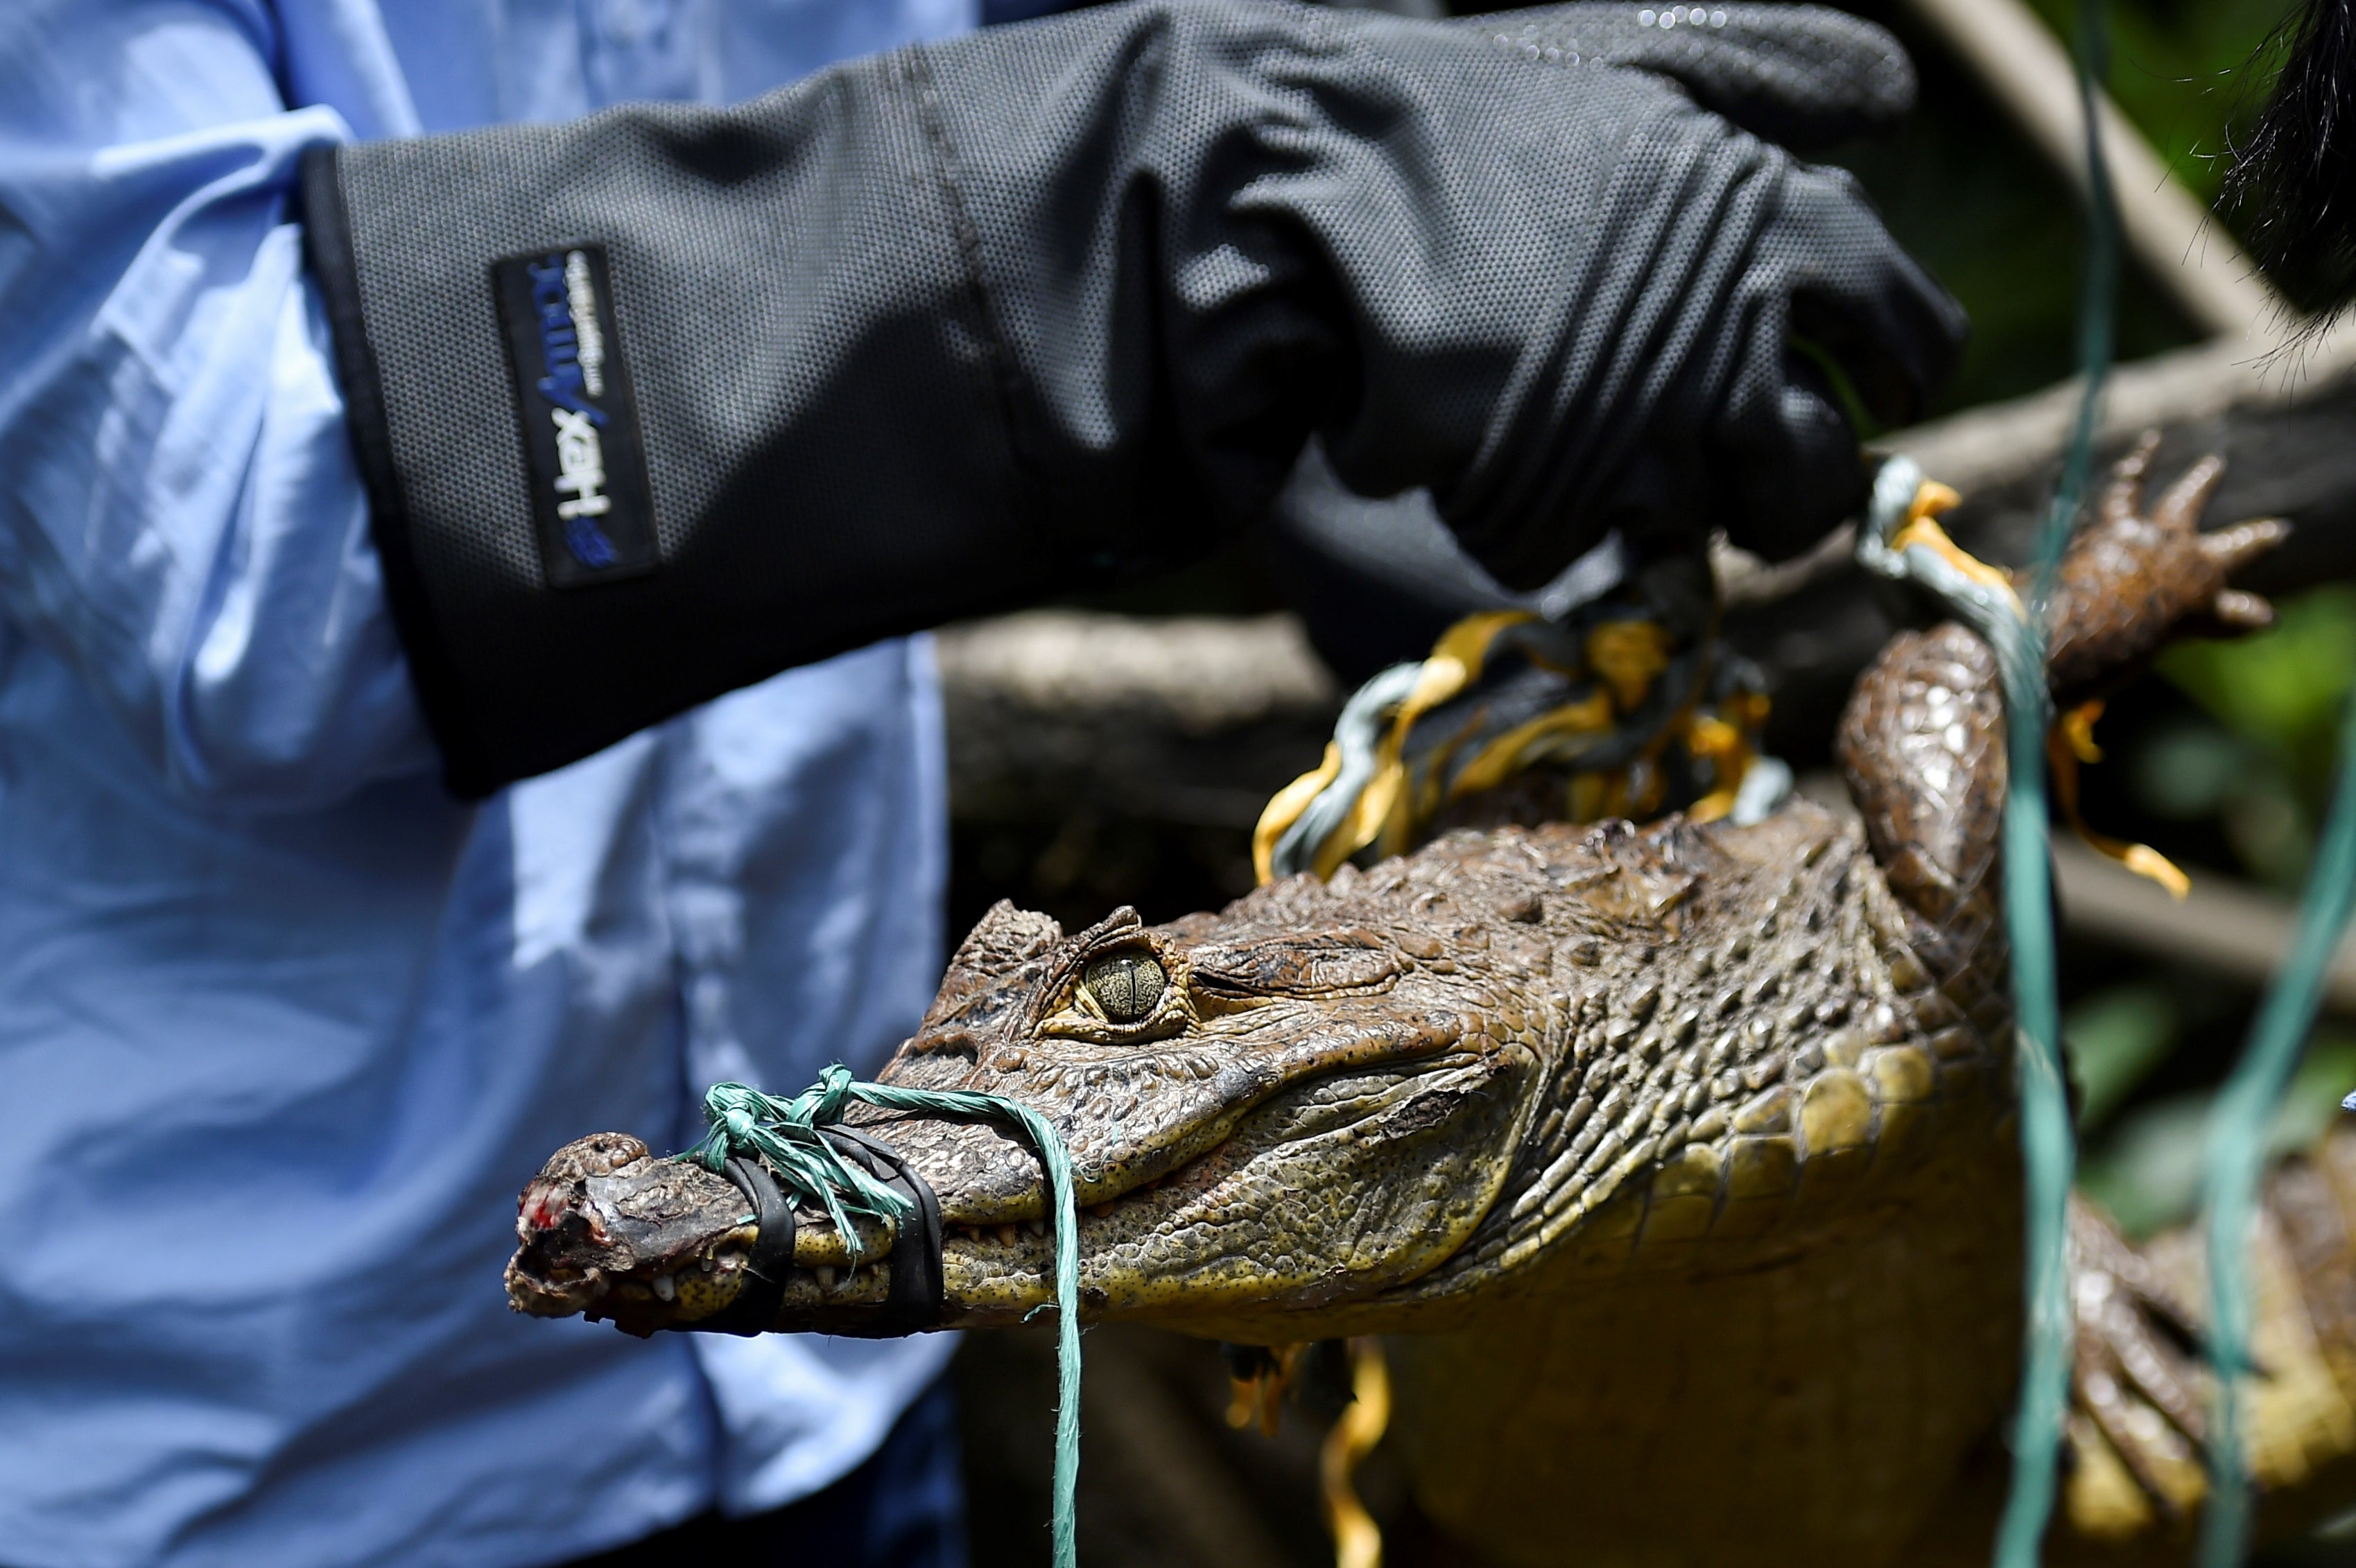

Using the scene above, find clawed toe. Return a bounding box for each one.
[2098,432,2165,529]
[2151,452,2228,536]
[2211,588,2276,631]
[2199,516,2292,574]
[2097,430,2224,539]
[2093,434,2243,546]
[2067,1199,2212,1524]
[2041,446,2292,706]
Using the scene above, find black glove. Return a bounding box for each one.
[302,0,1962,795]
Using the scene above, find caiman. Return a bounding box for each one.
[505,444,2356,1565]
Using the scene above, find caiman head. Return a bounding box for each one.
[508,807,1866,1343]
[506,862,1577,1340]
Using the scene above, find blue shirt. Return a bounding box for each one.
[0,3,973,1565]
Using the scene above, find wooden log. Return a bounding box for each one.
[2052,840,2356,1016]
[937,611,1340,830]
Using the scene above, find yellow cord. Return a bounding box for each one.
[1252,604,1762,886]
[1251,613,1543,883]
[1251,744,1342,887]
[1888,480,2023,613]
[1584,619,1672,711]
[1320,1339,1392,1568]
[2048,699,2191,898]
[1224,1343,1306,1438]
[1888,479,2187,898]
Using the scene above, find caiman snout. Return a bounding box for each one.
[506,896,1536,1338]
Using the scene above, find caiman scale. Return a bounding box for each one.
[508,444,2356,1564]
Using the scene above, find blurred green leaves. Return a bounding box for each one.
[2137,586,2356,886]
[2072,982,2356,1236]
[2068,983,2181,1129]
[2160,584,2356,776]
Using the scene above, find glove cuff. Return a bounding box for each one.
[298,77,1039,797]
[301,146,498,793]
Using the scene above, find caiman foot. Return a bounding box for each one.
[2059,1130,2356,1555]
[2065,1197,2212,1535]
[1837,438,2287,953]
[2039,433,2289,708]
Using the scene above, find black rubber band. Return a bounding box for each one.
[681,1132,943,1337]
[698,1154,797,1336]
[822,1126,947,1336]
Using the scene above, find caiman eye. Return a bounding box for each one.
[1082,952,1166,1023]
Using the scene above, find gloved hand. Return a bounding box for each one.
[302,0,1963,794]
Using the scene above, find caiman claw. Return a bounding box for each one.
[2039,433,2290,707]
[2065,1196,2212,1534]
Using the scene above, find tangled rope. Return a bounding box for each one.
[1252,591,1785,887]
[682,1068,1086,1568]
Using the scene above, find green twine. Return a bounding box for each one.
[1996,1,2120,1561]
[1855,451,2079,1568]
[684,1075,923,1257]
[2197,685,2356,1567]
[683,1066,1085,1568]
[1993,661,2075,1568]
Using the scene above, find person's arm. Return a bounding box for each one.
[304,1,1963,799]
[0,1,438,810]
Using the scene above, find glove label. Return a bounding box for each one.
[492,243,659,589]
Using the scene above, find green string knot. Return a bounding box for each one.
[682,1065,1086,1568]
[682,1068,919,1257]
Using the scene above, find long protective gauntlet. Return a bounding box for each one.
[302,0,1962,794]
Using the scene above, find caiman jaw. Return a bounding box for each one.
[507,902,1537,1336]
[506,1055,1522,1336]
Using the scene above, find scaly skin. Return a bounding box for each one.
[508,441,2346,1565]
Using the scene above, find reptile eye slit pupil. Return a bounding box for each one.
[1083,952,1166,1022]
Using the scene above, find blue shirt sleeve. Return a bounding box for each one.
[0,0,439,810]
